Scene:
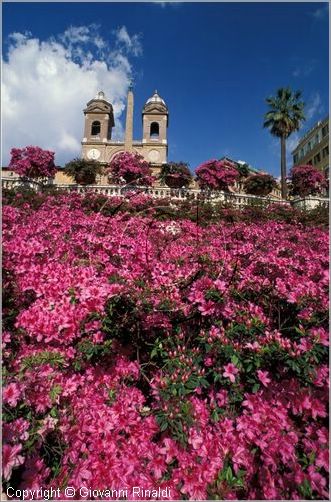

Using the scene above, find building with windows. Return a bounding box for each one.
[81,87,168,181]
[291,116,329,176]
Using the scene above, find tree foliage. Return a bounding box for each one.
[264,88,305,138]
[64,158,104,185]
[244,173,277,196]
[263,87,305,199]
[159,162,192,188]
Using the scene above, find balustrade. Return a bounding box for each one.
[2,177,329,210]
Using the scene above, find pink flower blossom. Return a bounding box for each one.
[9,146,56,179]
[2,444,24,481]
[3,382,21,407]
[2,191,329,498]
[223,363,239,383]
[257,370,271,387]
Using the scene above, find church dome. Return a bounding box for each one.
[144,90,167,109]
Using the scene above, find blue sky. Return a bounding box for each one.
[3,1,329,176]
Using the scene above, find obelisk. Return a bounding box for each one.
[124,81,134,152]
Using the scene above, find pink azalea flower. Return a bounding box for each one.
[223,363,239,383]
[315,449,329,471]
[257,370,271,387]
[216,390,228,407]
[3,382,21,407]
[2,444,24,481]
[2,190,329,499]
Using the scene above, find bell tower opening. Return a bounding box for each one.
[82,90,115,145]
[150,122,159,139]
[91,121,101,136]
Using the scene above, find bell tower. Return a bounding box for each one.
[142,90,168,165]
[82,91,115,144]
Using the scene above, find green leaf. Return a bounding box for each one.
[298,479,312,498]
[252,383,260,393]
[50,384,62,401]
[50,407,58,418]
[211,409,219,422]
[225,466,234,483]
[160,421,168,432]
[231,355,239,365]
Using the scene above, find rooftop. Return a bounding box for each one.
[145,90,167,108]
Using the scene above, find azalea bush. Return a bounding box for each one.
[289,165,327,198]
[2,191,329,500]
[3,187,329,227]
[9,146,57,180]
[159,162,192,188]
[106,151,154,186]
[195,158,239,191]
[244,173,277,196]
[64,158,104,185]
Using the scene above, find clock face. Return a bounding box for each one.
[87,148,101,160]
[148,149,160,162]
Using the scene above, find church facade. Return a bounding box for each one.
[81,87,169,180]
[2,86,281,198]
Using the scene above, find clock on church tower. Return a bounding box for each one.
[87,148,101,160]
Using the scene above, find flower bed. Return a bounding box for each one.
[2,192,329,500]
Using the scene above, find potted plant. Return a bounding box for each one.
[243,172,277,196]
[9,146,57,187]
[106,152,154,186]
[64,158,104,185]
[195,158,239,192]
[159,162,192,188]
[289,164,327,198]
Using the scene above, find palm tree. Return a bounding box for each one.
[263,87,305,199]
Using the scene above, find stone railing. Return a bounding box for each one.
[2,178,42,190]
[2,177,329,210]
[291,196,330,211]
[41,183,285,208]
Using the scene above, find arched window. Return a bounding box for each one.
[150,122,159,139]
[91,121,101,136]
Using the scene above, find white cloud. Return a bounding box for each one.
[115,26,142,56]
[287,131,300,156]
[60,25,91,44]
[292,61,315,78]
[306,92,324,121]
[269,133,297,167]
[2,25,142,166]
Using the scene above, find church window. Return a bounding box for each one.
[91,121,101,136]
[150,122,159,139]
